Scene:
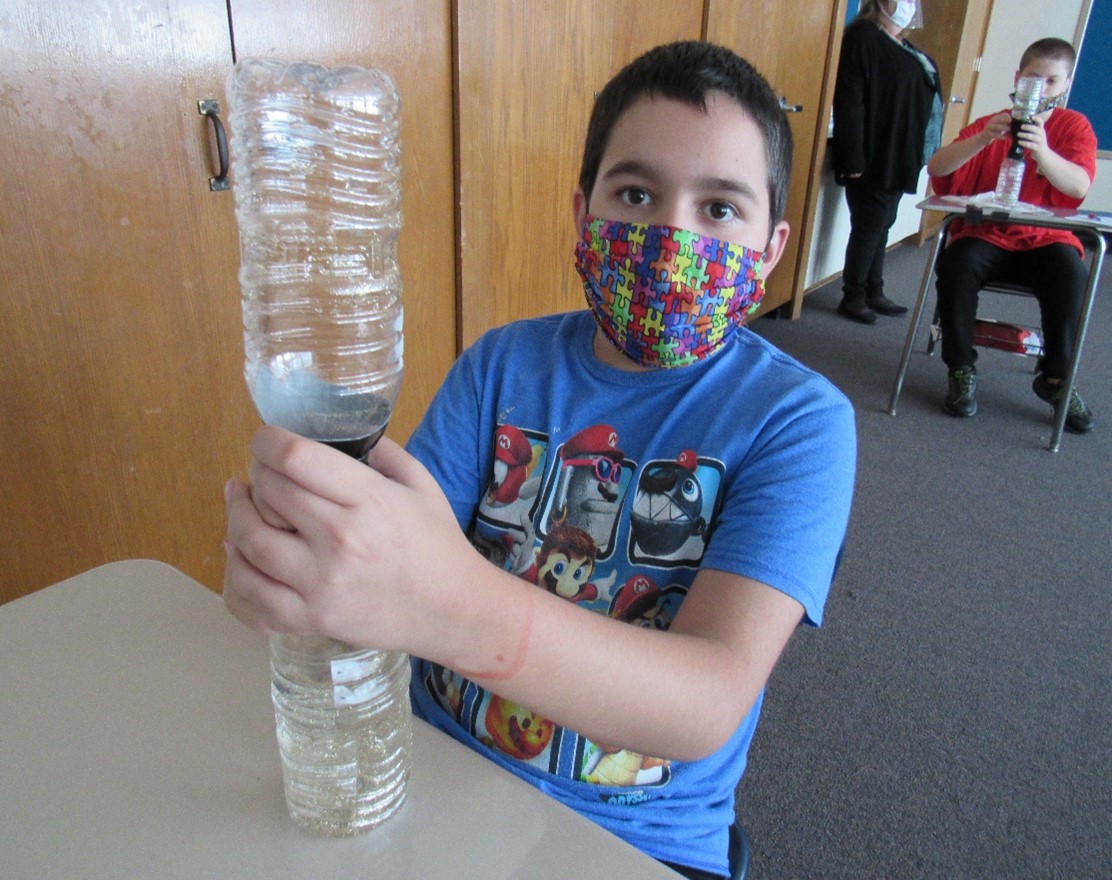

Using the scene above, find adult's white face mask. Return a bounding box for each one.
[883,0,918,30]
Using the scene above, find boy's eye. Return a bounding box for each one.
[619,187,651,206]
[706,202,738,222]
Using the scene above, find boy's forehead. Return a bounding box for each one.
[603,93,766,169]
[1019,57,1072,78]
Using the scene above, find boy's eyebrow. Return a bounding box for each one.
[695,175,760,204]
[601,159,760,203]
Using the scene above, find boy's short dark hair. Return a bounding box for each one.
[577,41,793,236]
[1020,37,1077,73]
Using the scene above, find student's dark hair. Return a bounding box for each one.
[577,41,793,234]
[1020,37,1077,73]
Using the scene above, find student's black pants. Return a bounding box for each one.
[935,236,1087,379]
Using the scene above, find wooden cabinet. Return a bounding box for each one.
[911,0,994,241]
[455,2,704,347]
[0,0,456,602]
[706,0,849,317]
[1,0,251,602]
[456,1,850,339]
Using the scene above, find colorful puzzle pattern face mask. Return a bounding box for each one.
[574,216,766,369]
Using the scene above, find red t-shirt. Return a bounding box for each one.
[930,108,1097,257]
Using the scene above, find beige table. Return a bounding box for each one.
[0,560,679,879]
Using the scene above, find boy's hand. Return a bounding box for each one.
[980,110,1013,145]
[223,426,475,653]
[1015,114,1050,160]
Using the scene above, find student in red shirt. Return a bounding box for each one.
[928,37,1098,433]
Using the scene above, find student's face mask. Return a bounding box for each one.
[883,0,918,30]
[574,216,766,369]
[1034,92,1069,115]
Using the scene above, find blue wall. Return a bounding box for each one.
[1071,0,1110,150]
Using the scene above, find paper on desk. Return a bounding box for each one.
[936,192,1053,215]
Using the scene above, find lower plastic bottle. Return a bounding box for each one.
[993,156,1026,208]
[270,634,412,836]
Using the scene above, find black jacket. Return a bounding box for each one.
[832,19,941,193]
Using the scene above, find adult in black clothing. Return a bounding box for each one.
[832,0,942,324]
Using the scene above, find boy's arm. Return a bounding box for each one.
[1022,113,1093,200]
[927,110,1010,178]
[224,428,806,762]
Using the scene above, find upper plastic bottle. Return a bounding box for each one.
[229,59,404,448]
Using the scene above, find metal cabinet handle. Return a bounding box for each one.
[198,99,229,191]
[778,95,803,113]
[950,96,967,104]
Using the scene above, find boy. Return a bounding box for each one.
[927,37,1097,432]
[223,42,856,879]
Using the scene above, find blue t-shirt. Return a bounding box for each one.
[405,310,856,875]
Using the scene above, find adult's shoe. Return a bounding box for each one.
[943,366,977,418]
[837,299,877,325]
[1032,373,1094,434]
[866,294,909,316]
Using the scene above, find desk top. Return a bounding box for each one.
[0,560,677,879]
[917,194,1112,233]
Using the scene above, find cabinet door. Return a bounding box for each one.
[229,0,458,440]
[0,0,249,601]
[455,1,703,347]
[912,0,993,241]
[707,0,845,317]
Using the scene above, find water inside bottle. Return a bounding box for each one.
[249,351,396,445]
[271,638,412,836]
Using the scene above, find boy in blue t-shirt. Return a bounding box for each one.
[224,41,856,879]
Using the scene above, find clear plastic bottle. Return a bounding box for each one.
[230,59,404,460]
[227,59,411,836]
[270,636,412,836]
[993,75,1043,208]
[993,157,1026,208]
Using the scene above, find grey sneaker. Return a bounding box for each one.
[1032,373,1093,434]
[944,366,978,418]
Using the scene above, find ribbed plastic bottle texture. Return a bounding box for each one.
[270,636,412,836]
[994,157,1026,208]
[227,59,411,836]
[229,59,404,456]
[993,75,1043,208]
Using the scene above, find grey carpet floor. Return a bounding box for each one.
[737,239,1111,880]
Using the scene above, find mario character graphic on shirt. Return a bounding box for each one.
[428,426,726,793]
[515,519,616,604]
[582,742,670,788]
[574,574,687,787]
[478,424,546,530]
[537,424,632,560]
[480,695,555,760]
[607,573,687,630]
[629,450,723,566]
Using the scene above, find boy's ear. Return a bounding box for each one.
[573,187,588,231]
[759,220,791,277]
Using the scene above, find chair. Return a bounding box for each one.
[890,204,1108,452]
[728,819,751,880]
[891,241,1046,415]
[923,279,1043,362]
